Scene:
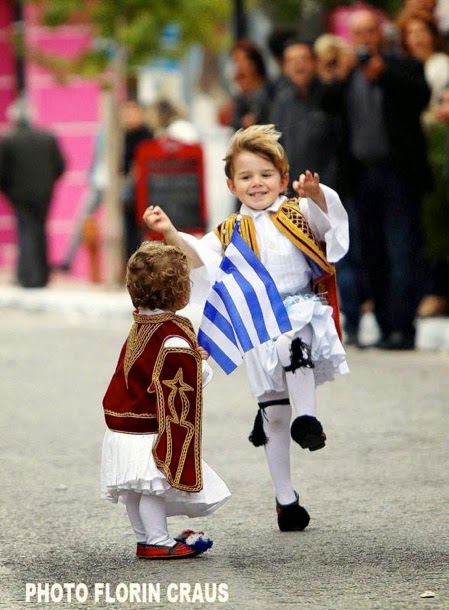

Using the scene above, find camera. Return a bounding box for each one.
[355,45,371,65]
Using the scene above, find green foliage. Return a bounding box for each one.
[22,0,231,76]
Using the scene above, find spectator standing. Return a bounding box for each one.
[120,100,153,262]
[267,27,299,96]
[0,99,65,288]
[270,39,341,193]
[327,8,432,349]
[397,9,449,316]
[228,40,274,131]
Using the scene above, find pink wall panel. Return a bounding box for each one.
[30,84,100,124]
[26,31,92,58]
[0,0,17,269]
[49,181,86,222]
[58,133,95,173]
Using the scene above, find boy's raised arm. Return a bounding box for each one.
[142,205,204,268]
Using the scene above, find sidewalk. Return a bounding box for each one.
[1,272,449,351]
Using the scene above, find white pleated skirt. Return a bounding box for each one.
[244,294,349,398]
[100,429,231,518]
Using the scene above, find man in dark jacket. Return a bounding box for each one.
[270,39,341,193]
[327,9,432,349]
[0,100,65,288]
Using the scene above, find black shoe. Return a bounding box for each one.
[290,415,326,451]
[276,492,310,532]
[374,332,415,351]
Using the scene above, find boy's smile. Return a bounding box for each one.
[227,151,289,210]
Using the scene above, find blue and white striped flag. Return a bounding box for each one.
[198,222,292,374]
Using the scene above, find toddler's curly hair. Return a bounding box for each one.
[126,241,190,311]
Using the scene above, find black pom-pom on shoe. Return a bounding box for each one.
[276,492,310,531]
[290,415,326,451]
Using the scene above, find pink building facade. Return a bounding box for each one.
[0,1,102,279]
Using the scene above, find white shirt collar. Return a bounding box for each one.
[239,195,287,218]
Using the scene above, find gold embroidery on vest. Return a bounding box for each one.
[215,214,260,257]
[271,200,334,274]
[124,323,159,388]
[124,314,198,388]
[152,347,203,492]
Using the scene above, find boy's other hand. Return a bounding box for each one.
[292,170,327,212]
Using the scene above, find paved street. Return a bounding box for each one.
[1,309,448,610]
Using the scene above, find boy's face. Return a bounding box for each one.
[227,152,289,211]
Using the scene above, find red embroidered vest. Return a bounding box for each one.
[103,312,203,492]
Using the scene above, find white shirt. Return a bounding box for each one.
[182,184,349,305]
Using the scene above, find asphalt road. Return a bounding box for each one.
[1,310,448,610]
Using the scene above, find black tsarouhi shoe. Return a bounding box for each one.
[290,415,326,451]
[276,492,310,532]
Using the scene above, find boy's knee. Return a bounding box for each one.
[263,403,291,429]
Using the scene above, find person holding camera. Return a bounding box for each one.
[326,7,432,349]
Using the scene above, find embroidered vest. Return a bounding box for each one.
[103,312,203,492]
[215,200,342,338]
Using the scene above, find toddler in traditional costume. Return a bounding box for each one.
[143,125,349,532]
[100,241,230,559]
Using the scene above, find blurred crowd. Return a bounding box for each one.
[216,0,449,350]
[2,0,449,352]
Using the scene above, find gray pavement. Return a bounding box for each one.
[1,295,449,610]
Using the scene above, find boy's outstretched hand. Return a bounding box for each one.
[292,170,327,212]
[143,205,174,236]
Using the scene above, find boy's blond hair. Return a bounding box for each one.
[126,241,190,311]
[224,124,289,180]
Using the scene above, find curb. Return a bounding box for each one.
[1,285,448,351]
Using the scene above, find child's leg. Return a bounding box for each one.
[125,491,175,546]
[125,491,146,543]
[275,325,316,418]
[257,399,311,531]
[261,402,297,506]
[276,326,326,451]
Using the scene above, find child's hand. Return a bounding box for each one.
[142,205,174,236]
[292,170,320,199]
[197,346,210,360]
[292,170,327,212]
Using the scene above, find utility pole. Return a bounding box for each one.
[234,0,248,40]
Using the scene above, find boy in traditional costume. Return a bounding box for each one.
[101,241,230,559]
[143,125,349,532]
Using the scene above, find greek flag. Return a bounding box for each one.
[198,223,292,374]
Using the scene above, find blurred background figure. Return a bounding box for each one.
[270,38,341,192]
[397,8,449,316]
[120,99,153,262]
[58,129,106,274]
[0,98,65,288]
[224,39,274,131]
[152,98,200,144]
[314,33,352,82]
[267,27,299,96]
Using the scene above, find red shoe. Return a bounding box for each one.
[136,541,200,559]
